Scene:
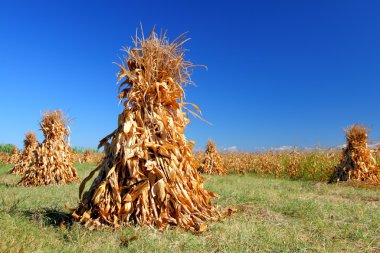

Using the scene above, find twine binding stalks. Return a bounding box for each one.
[329,124,380,183]
[9,132,39,175]
[72,28,230,232]
[199,140,226,175]
[18,110,79,186]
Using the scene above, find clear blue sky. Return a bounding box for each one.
[1,0,379,151]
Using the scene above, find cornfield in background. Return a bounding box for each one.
[2,143,377,183]
[73,150,103,164]
[195,151,340,181]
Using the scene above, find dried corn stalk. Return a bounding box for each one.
[72,152,82,164]
[18,110,78,186]
[0,152,10,164]
[330,124,380,183]
[9,145,20,164]
[9,132,39,175]
[73,151,103,164]
[83,150,91,163]
[73,29,222,232]
[200,140,226,175]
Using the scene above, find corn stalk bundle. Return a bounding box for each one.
[83,152,103,164]
[9,132,39,175]
[72,152,82,164]
[18,110,79,186]
[200,140,226,175]
[73,29,222,232]
[330,124,380,183]
[83,150,91,163]
[0,152,10,164]
[73,151,104,164]
[9,145,20,164]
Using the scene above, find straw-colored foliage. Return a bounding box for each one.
[9,132,39,175]
[73,151,103,164]
[73,29,227,232]
[200,140,225,175]
[0,152,10,164]
[330,124,380,183]
[18,110,79,186]
[195,151,340,180]
[83,150,91,163]
[375,145,380,162]
[9,145,19,164]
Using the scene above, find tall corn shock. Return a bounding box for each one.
[330,124,380,183]
[9,145,20,164]
[73,29,225,232]
[9,132,39,175]
[200,140,226,175]
[18,110,78,186]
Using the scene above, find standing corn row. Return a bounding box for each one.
[72,29,221,232]
[329,124,380,183]
[200,140,226,175]
[9,132,39,175]
[18,110,78,186]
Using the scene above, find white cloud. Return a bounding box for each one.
[222,146,239,153]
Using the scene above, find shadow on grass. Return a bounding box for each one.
[0,182,19,188]
[22,207,74,229]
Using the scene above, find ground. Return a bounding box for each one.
[0,163,379,252]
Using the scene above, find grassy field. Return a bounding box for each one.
[0,164,379,252]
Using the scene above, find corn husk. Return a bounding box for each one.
[9,132,39,175]
[18,110,79,186]
[73,29,223,232]
[330,124,380,183]
[199,140,226,175]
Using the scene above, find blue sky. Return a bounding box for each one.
[1,0,379,151]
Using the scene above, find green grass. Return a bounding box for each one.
[71,147,99,154]
[0,164,379,252]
